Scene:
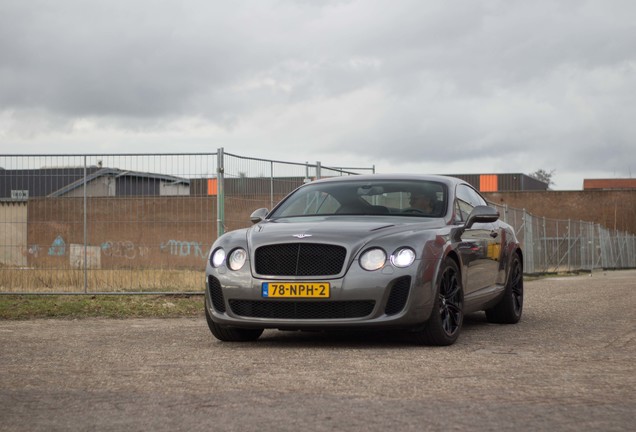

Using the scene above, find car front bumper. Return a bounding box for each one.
[205,260,438,330]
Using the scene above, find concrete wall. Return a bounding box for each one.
[484,190,636,234]
[0,202,28,266]
[25,197,216,269]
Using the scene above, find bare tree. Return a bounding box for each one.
[529,169,556,187]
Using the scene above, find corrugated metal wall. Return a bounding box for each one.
[443,173,548,192]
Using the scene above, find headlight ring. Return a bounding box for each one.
[360,248,387,271]
[227,248,247,271]
[211,248,226,268]
[390,247,416,268]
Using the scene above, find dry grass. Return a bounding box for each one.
[0,268,205,293]
[0,294,204,319]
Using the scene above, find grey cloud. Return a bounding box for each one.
[1,0,635,187]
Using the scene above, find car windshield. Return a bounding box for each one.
[270,179,447,218]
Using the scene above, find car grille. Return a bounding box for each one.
[208,276,226,313]
[254,243,347,276]
[384,276,411,315]
[228,300,375,319]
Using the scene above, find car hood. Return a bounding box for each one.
[247,216,446,251]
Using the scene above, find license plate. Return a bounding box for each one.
[262,282,330,298]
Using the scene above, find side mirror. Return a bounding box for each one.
[250,208,269,224]
[452,205,499,241]
[464,205,499,230]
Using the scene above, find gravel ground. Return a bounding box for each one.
[1,270,634,432]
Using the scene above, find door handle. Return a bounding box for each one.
[490,231,499,238]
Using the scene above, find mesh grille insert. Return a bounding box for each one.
[385,276,411,315]
[229,300,375,319]
[208,276,226,313]
[255,243,346,276]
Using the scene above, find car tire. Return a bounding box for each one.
[486,252,523,324]
[205,299,264,342]
[412,257,464,346]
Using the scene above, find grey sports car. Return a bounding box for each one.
[205,174,523,345]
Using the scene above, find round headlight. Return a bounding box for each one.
[391,248,416,268]
[211,248,226,267]
[227,248,247,271]
[360,248,386,271]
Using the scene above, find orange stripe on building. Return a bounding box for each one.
[207,178,218,196]
[480,174,498,192]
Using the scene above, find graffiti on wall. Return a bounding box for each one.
[160,240,206,259]
[25,235,206,262]
[100,241,149,260]
[48,235,66,256]
[28,244,41,257]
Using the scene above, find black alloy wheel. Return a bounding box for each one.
[412,258,464,346]
[510,257,524,316]
[486,253,523,324]
[439,262,463,337]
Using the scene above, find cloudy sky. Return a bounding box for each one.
[1,0,634,189]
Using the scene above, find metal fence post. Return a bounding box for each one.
[316,161,321,180]
[523,209,535,274]
[83,155,88,293]
[599,224,607,268]
[542,217,547,272]
[217,147,225,237]
[615,229,623,268]
[568,219,571,272]
[580,222,586,270]
[270,160,274,209]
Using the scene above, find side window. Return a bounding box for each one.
[455,184,487,222]
[455,199,470,222]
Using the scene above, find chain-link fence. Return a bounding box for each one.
[493,203,636,274]
[0,150,373,294]
[0,150,633,294]
[218,149,375,236]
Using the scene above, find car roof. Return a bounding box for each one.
[308,174,465,188]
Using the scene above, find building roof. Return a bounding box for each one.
[0,167,189,199]
[583,178,636,190]
[48,168,189,197]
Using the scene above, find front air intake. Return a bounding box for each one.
[208,276,226,313]
[385,276,411,315]
[229,300,375,319]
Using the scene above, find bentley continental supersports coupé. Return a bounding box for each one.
[205,174,523,345]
